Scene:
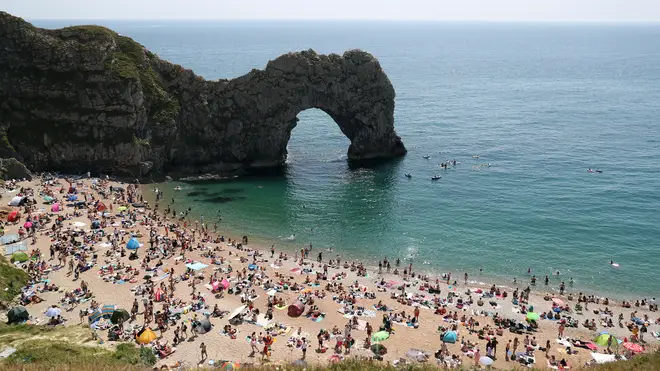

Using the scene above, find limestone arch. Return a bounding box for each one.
[213,49,407,169]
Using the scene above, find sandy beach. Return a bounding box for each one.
[3,176,658,369]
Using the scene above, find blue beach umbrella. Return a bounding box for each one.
[101,304,116,318]
[126,238,140,250]
[89,309,102,323]
[442,331,457,343]
[67,194,78,201]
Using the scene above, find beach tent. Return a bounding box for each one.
[51,203,60,212]
[91,220,101,229]
[0,234,20,245]
[10,251,29,263]
[136,328,157,344]
[442,330,458,343]
[195,318,212,334]
[132,203,145,208]
[287,301,305,318]
[7,210,19,222]
[126,238,140,250]
[110,309,130,324]
[248,264,257,271]
[43,196,55,204]
[8,196,25,207]
[117,206,128,212]
[7,306,29,324]
[96,202,107,212]
[185,262,208,271]
[594,333,619,347]
[4,241,27,256]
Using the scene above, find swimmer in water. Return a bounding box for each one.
[527,268,531,274]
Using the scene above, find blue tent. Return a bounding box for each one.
[91,220,101,229]
[126,238,140,250]
[248,264,257,271]
[442,331,457,343]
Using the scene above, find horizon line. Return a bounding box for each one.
[27,17,660,24]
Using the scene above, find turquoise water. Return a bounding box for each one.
[37,20,660,298]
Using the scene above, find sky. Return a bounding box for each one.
[3,0,660,22]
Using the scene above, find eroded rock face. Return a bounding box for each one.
[0,158,32,180]
[0,12,406,178]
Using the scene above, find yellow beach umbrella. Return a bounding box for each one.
[136,328,157,344]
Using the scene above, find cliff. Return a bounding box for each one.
[0,12,406,179]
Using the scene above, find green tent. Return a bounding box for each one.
[594,333,618,347]
[110,309,130,324]
[7,306,29,324]
[11,251,29,263]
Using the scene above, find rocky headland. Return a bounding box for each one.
[0,12,406,179]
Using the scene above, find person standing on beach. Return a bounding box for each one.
[464,272,468,284]
[200,342,207,362]
[301,337,307,359]
[513,337,519,354]
[505,340,511,361]
[558,323,565,338]
[414,306,420,322]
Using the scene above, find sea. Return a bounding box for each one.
[34,20,660,299]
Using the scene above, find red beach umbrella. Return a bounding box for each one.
[622,342,644,353]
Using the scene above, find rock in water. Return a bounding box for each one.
[0,13,406,179]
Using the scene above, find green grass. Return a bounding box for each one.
[104,35,180,125]
[0,255,29,303]
[0,324,156,370]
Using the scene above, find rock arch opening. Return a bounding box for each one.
[286,108,350,165]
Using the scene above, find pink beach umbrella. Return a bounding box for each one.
[51,203,60,212]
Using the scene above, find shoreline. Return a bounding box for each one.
[139,183,655,306]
